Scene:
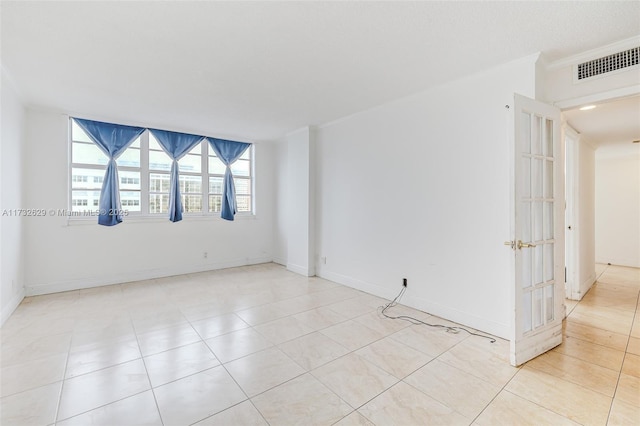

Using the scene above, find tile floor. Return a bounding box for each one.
[1,263,638,425]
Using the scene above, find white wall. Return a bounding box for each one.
[576,137,597,297]
[285,127,316,276]
[309,55,538,339]
[272,138,288,266]
[1,68,26,324]
[22,109,276,295]
[595,147,640,267]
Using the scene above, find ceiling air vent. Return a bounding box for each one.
[576,47,639,81]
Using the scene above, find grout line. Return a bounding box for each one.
[52,318,75,425]
[605,287,639,424]
[129,314,165,426]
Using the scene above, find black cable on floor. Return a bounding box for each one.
[379,286,496,343]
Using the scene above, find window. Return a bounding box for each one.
[208,148,252,213]
[69,118,253,218]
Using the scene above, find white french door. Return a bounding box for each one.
[508,94,564,366]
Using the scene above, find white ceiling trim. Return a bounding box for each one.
[554,84,640,110]
[546,35,640,70]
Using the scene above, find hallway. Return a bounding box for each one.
[493,263,640,425]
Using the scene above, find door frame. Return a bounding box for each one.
[564,125,579,301]
[555,87,640,301]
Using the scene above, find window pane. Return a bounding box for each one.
[231,159,250,177]
[71,120,93,143]
[521,112,531,154]
[182,195,202,213]
[71,190,100,212]
[179,154,201,173]
[234,178,251,195]
[545,119,553,157]
[120,191,141,212]
[71,168,104,189]
[239,148,251,160]
[521,202,531,243]
[544,160,553,198]
[544,202,554,240]
[533,287,544,328]
[521,157,530,198]
[208,156,226,175]
[533,244,543,285]
[523,290,532,332]
[149,133,162,151]
[545,285,554,322]
[521,243,532,289]
[150,173,170,193]
[119,171,141,190]
[149,194,169,213]
[236,195,251,212]
[150,150,171,171]
[129,137,141,149]
[532,158,542,199]
[209,195,222,213]
[209,177,223,194]
[532,115,542,156]
[117,147,140,167]
[544,244,554,282]
[72,142,108,165]
[179,175,202,193]
[533,201,543,242]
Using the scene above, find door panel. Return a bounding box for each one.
[509,94,564,366]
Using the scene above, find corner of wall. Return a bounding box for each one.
[285,126,316,277]
[1,66,27,325]
[1,287,25,326]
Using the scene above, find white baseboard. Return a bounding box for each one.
[595,258,640,269]
[576,272,596,300]
[286,263,315,277]
[319,269,509,340]
[319,270,399,300]
[1,288,25,326]
[25,256,272,296]
[272,256,287,266]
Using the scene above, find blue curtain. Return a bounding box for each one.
[149,129,204,222]
[207,138,251,221]
[74,118,145,226]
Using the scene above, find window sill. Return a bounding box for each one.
[64,213,257,226]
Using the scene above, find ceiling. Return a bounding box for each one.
[563,95,640,157]
[2,1,640,142]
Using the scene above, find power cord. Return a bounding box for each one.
[379,286,496,343]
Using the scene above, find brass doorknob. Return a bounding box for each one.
[517,240,536,249]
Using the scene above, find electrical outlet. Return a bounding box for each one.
[403,278,407,287]
[203,252,208,259]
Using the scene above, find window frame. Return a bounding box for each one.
[68,118,255,221]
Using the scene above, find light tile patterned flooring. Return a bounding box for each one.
[1,263,638,425]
